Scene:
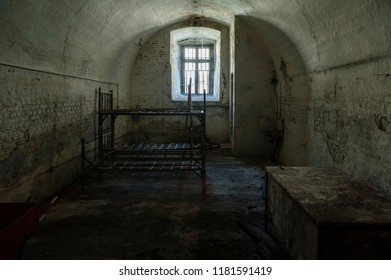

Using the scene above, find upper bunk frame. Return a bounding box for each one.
[82,86,207,194]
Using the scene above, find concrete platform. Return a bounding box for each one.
[266,166,391,259]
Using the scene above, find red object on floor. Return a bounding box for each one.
[0,203,39,259]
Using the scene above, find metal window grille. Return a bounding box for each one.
[180,44,214,95]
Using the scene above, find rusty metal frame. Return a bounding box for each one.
[83,86,207,194]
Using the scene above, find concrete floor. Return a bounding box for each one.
[23,151,286,260]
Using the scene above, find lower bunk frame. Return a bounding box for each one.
[81,139,206,194]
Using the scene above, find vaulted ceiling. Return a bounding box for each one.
[1,0,390,82]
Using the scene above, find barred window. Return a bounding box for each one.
[170,27,220,102]
[181,44,214,96]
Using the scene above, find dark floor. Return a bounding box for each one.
[23,151,287,260]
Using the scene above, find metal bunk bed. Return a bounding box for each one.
[82,86,207,194]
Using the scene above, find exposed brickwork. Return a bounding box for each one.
[279,57,391,196]
[129,20,230,145]
[0,64,116,201]
[280,95,310,125]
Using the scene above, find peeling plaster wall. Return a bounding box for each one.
[308,58,391,196]
[234,16,312,164]
[236,16,313,165]
[1,0,391,201]
[0,64,117,202]
[0,1,122,202]
[128,19,230,144]
[268,1,391,196]
[233,17,276,157]
[230,1,391,196]
[277,68,313,166]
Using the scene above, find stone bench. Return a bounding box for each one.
[265,166,391,259]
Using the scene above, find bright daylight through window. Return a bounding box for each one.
[170,27,221,101]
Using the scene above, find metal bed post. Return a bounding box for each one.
[98,87,103,158]
[201,89,206,195]
[89,86,208,195]
[187,80,194,163]
[264,172,269,231]
[109,91,115,154]
[81,138,85,193]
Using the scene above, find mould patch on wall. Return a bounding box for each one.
[280,57,291,82]
[375,115,391,133]
[222,71,227,89]
[235,36,240,47]
[134,37,143,48]
[323,133,348,164]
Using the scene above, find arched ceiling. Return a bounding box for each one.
[1,0,390,82]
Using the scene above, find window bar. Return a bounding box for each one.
[181,44,213,96]
[195,48,199,95]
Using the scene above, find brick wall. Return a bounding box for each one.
[129,20,230,145]
[0,64,117,202]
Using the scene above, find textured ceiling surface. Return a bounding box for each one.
[0,0,390,80]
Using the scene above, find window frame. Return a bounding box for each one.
[180,43,215,96]
[170,27,221,102]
